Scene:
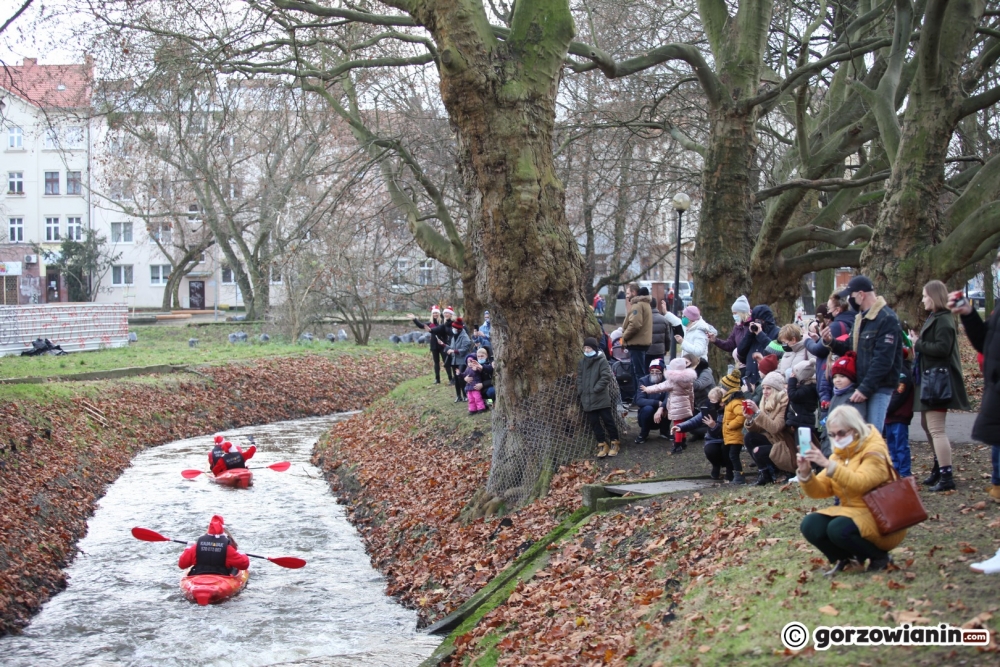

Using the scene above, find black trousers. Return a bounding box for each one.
[586,407,619,443]
[800,513,887,564]
[431,348,443,383]
[453,365,467,399]
[746,431,773,472]
[704,440,727,470]
[727,443,743,472]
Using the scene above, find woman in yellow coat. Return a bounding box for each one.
[797,405,906,575]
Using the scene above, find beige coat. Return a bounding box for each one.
[800,428,907,551]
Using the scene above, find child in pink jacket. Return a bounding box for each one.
[640,357,697,453]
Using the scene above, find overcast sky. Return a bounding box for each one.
[1,0,88,67]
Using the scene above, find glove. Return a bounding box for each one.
[821,400,830,410]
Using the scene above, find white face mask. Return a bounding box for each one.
[832,434,854,450]
[477,356,487,364]
[733,313,742,323]
[451,328,459,335]
[584,350,597,357]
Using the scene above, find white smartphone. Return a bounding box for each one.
[798,427,812,456]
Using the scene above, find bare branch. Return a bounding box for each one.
[754,171,890,202]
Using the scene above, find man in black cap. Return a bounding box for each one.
[824,275,903,432]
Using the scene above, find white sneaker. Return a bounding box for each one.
[970,549,1000,574]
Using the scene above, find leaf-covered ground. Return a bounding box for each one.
[319,370,1000,666]
[0,353,422,635]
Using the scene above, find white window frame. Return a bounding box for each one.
[66,171,82,195]
[151,221,172,244]
[419,259,434,286]
[391,259,409,289]
[43,128,58,149]
[111,264,134,286]
[111,222,133,244]
[66,216,83,241]
[44,171,60,195]
[64,127,85,149]
[150,264,172,286]
[187,204,201,224]
[45,217,61,242]
[8,217,24,242]
[221,266,235,284]
[7,127,23,149]
[269,266,282,284]
[8,171,23,194]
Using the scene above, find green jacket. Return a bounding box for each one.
[577,352,613,412]
[915,309,970,412]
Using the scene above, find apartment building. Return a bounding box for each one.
[0,57,93,305]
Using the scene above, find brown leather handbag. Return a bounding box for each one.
[862,454,928,534]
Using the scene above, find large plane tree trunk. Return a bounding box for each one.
[411,0,595,504]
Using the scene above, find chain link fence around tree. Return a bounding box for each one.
[485,371,628,507]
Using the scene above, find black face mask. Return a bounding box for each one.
[781,344,793,352]
[848,296,860,311]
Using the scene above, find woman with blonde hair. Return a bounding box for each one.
[742,371,790,485]
[797,406,907,574]
[910,280,970,491]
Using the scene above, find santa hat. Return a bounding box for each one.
[758,354,780,376]
[431,305,441,315]
[214,435,224,445]
[831,352,857,382]
[207,515,225,535]
[222,441,234,452]
[648,358,665,371]
[443,306,455,318]
[452,317,464,330]
[668,357,690,371]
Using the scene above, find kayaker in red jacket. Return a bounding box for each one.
[209,437,255,476]
[178,515,250,576]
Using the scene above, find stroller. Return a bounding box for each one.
[609,339,633,403]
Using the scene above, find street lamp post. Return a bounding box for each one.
[670,192,691,359]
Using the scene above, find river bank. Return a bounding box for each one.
[317,376,1000,665]
[0,352,423,635]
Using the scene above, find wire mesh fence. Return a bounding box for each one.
[485,369,628,506]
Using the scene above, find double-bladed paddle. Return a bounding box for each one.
[131,526,306,569]
[181,461,291,479]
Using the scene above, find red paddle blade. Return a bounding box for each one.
[181,469,204,479]
[268,556,306,569]
[268,462,291,472]
[132,527,170,542]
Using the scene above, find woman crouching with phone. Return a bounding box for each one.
[796,405,907,576]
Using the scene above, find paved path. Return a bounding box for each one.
[909,411,980,444]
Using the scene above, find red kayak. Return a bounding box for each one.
[210,468,253,488]
[180,568,250,605]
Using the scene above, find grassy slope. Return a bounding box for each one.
[0,323,423,399]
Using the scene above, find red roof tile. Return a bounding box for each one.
[0,57,93,109]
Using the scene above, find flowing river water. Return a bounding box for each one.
[1,414,440,666]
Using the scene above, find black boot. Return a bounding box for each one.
[922,459,941,486]
[929,470,955,492]
[754,468,774,486]
[710,465,721,480]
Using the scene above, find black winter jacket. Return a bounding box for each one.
[960,307,1000,444]
[785,377,819,428]
[737,305,782,385]
[647,312,669,359]
[830,297,903,398]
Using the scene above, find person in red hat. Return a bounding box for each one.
[409,306,450,384]
[820,352,866,455]
[178,515,250,576]
[209,437,256,476]
[445,317,472,402]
